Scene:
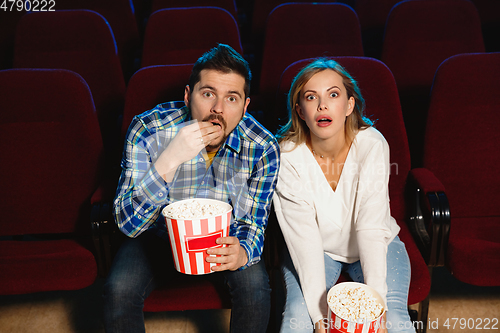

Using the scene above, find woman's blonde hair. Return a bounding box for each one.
[276,58,372,147]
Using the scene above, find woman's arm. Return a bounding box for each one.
[274,157,328,323]
[355,137,393,306]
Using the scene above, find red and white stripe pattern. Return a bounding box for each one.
[327,314,382,333]
[327,282,385,333]
[166,211,231,275]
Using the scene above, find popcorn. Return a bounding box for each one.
[163,200,226,219]
[327,286,384,322]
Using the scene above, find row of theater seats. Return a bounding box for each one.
[1,0,498,169]
[2,53,498,333]
[2,0,499,71]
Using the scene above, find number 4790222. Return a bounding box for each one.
[443,318,498,330]
[1,0,55,12]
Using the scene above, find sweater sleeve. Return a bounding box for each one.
[273,156,328,324]
[355,138,393,307]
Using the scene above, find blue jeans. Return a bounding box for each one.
[280,236,415,333]
[103,230,271,333]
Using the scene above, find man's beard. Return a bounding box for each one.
[202,114,228,151]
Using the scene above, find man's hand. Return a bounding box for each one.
[206,236,248,271]
[155,122,221,181]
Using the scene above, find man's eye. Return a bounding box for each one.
[228,96,237,102]
[203,92,213,98]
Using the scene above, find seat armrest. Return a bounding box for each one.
[90,180,118,277]
[91,202,105,276]
[407,168,450,267]
[409,168,445,193]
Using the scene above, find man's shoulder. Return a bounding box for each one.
[135,101,188,128]
[238,113,278,149]
[125,101,187,144]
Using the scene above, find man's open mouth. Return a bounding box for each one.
[211,121,222,128]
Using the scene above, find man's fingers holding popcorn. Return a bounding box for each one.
[198,121,222,146]
[206,236,248,272]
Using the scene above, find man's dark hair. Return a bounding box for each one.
[189,44,252,98]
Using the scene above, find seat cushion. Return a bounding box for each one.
[143,274,231,312]
[447,216,500,286]
[0,239,97,295]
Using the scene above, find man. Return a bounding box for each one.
[103,44,280,333]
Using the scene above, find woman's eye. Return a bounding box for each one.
[330,92,339,98]
[305,95,316,101]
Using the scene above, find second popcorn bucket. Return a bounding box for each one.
[162,198,232,275]
[327,282,386,333]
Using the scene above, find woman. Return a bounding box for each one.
[273,58,415,333]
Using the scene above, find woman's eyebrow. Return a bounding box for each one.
[327,85,340,91]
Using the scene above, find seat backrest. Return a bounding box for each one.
[0,69,103,236]
[151,0,238,20]
[141,7,242,67]
[0,11,24,70]
[423,52,500,218]
[122,64,193,141]
[259,3,363,103]
[276,57,410,220]
[251,0,334,46]
[55,0,140,77]
[355,0,401,30]
[381,0,485,94]
[354,0,401,58]
[13,10,126,148]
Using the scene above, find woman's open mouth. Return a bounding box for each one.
[316,115,332,127]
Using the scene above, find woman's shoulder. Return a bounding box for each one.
[355,127,389,148]
[279,140,308,158]
[278,141,311,172]
[352,127,390,162]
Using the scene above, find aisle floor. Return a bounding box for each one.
[0,267,499,333]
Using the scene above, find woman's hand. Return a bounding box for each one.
[314,319,327,333]
[155,122,221,181]
[379,312,388,333]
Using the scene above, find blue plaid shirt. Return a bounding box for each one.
[114,101,280,268]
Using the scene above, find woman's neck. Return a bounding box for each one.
[308,134,349,160]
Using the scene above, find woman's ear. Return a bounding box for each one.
[296,103,305,120]
[346,97,355,117]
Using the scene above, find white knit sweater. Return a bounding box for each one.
[273,127,400,324]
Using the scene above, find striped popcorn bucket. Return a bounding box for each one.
[162,199,232,275]
[327,282,386,333]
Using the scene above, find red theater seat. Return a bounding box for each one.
[141,7,242,67]
[258,3,363,131]
[381,0,485,166]
[422,52,500,286]
[151,0,238,21]
[250,0,335,56]
[0,68,103,295]
[13,10,126,151]
[121,64,193,142]
[354,0,400,58]
[0,11,24,70]
[55,0,140,79]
